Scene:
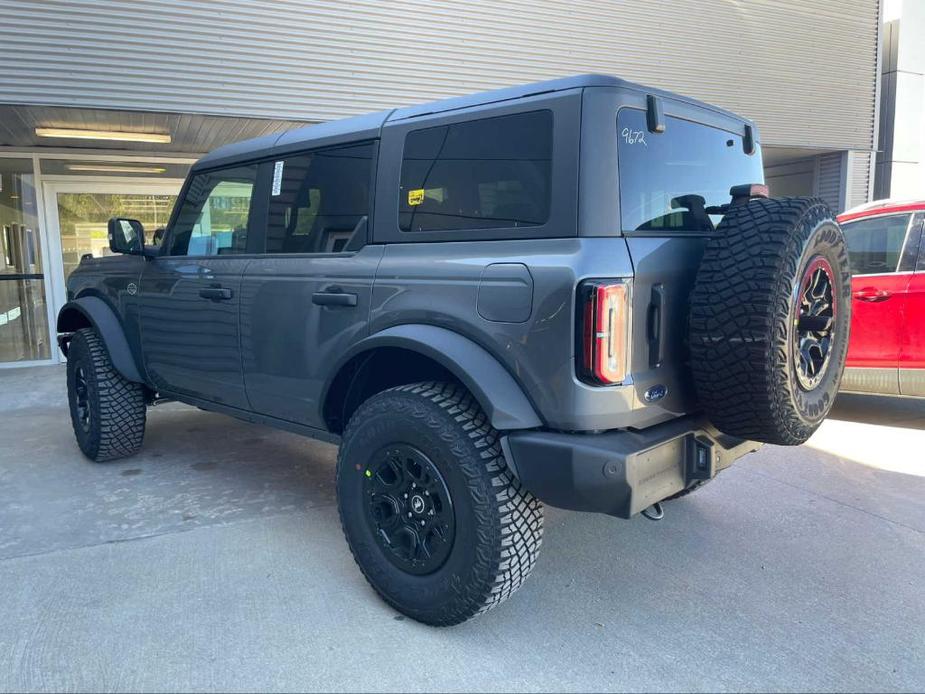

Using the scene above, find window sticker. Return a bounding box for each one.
[272,161,284,196]
[408,188,425,206]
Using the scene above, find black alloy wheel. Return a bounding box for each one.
[73,365,92,432]
[363,443,456,575]
[794,256,837,391]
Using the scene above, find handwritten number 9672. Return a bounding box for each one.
[621,127,647,146]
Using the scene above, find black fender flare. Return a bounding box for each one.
[56,296,144,383]
[326,324,543,431]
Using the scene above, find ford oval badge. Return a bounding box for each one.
[644,384,668,403]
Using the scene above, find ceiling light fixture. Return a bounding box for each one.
[66,164,167,174]
[36,128,172,144]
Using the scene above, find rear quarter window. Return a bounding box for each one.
[617,108,763,233]
[398,110,553,233]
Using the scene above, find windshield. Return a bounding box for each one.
[617,108,764,233]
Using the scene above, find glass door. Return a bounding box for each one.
[0,158,50,364]
[43,180,183,361]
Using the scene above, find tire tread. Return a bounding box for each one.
[68,328,146,461]
[337,381,543,625]
[688,197,850,445]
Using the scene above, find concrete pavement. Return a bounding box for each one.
[1,366,923,692]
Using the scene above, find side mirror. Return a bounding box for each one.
[108,218,145,255]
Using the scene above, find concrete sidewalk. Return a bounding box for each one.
[1,366,923,692]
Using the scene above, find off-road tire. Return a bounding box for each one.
[337,381,544,626]
[689,197,851,445]
[66,328,146,461]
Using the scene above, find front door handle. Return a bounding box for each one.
[853,287,892,302]
[199,287,233,301]
[312,291,358,307]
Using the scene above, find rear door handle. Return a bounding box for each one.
[312,291,358,307]
[853,288,892,302]
[199,287,233,301]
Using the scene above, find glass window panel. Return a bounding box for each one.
[399,110,553,232]
[266,142,374,254]
[0,158,50,362]
[841,214,911,275]
[40,159,191,179]
[0,278,50,362]
[56,192,177,278]
[617,109,765,233]
[168,165,258,256]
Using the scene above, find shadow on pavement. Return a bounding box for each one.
[828,392,925,430]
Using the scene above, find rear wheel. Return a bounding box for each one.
[66,328,146,461]
[689,197,851,445]
[337,381,543,626]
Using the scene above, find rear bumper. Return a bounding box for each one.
[501,415,761,519]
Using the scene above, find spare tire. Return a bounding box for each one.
[688,197,851,446]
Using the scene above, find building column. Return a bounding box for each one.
[875,2,925,199]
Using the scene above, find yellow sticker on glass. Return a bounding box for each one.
[408,189,425,206]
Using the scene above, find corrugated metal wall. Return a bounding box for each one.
[0,0,879,150]
[816,152,846,211]
[812,151,872,212]
[765,157,816,198]
[847,151,874,209]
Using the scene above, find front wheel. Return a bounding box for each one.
[336,382,543,626]
[66,327,147,462]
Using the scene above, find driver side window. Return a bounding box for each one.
[168,164,259,256]
[841,213,911,276]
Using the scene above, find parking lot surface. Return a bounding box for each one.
[1,365,923,693]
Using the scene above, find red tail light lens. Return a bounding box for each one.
[578,280,629,385]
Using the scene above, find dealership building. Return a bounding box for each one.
[0,0,882,367]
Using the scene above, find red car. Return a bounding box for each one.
[838,200,925,396]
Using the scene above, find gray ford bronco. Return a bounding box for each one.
[57,75,852,625]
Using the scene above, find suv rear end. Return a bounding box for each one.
[362,79,768,518]
[371,78,765,430]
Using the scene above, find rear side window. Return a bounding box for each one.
[617,108,764,233]
[168,165,259,256]
[398,110,553,232]
[266,142,374,254]
[841,213,911,275]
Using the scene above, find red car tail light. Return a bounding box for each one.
[578,280,629,385]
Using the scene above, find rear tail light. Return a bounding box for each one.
[578,280,629,385]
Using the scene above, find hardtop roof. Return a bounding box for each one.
[193,74,750,171]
